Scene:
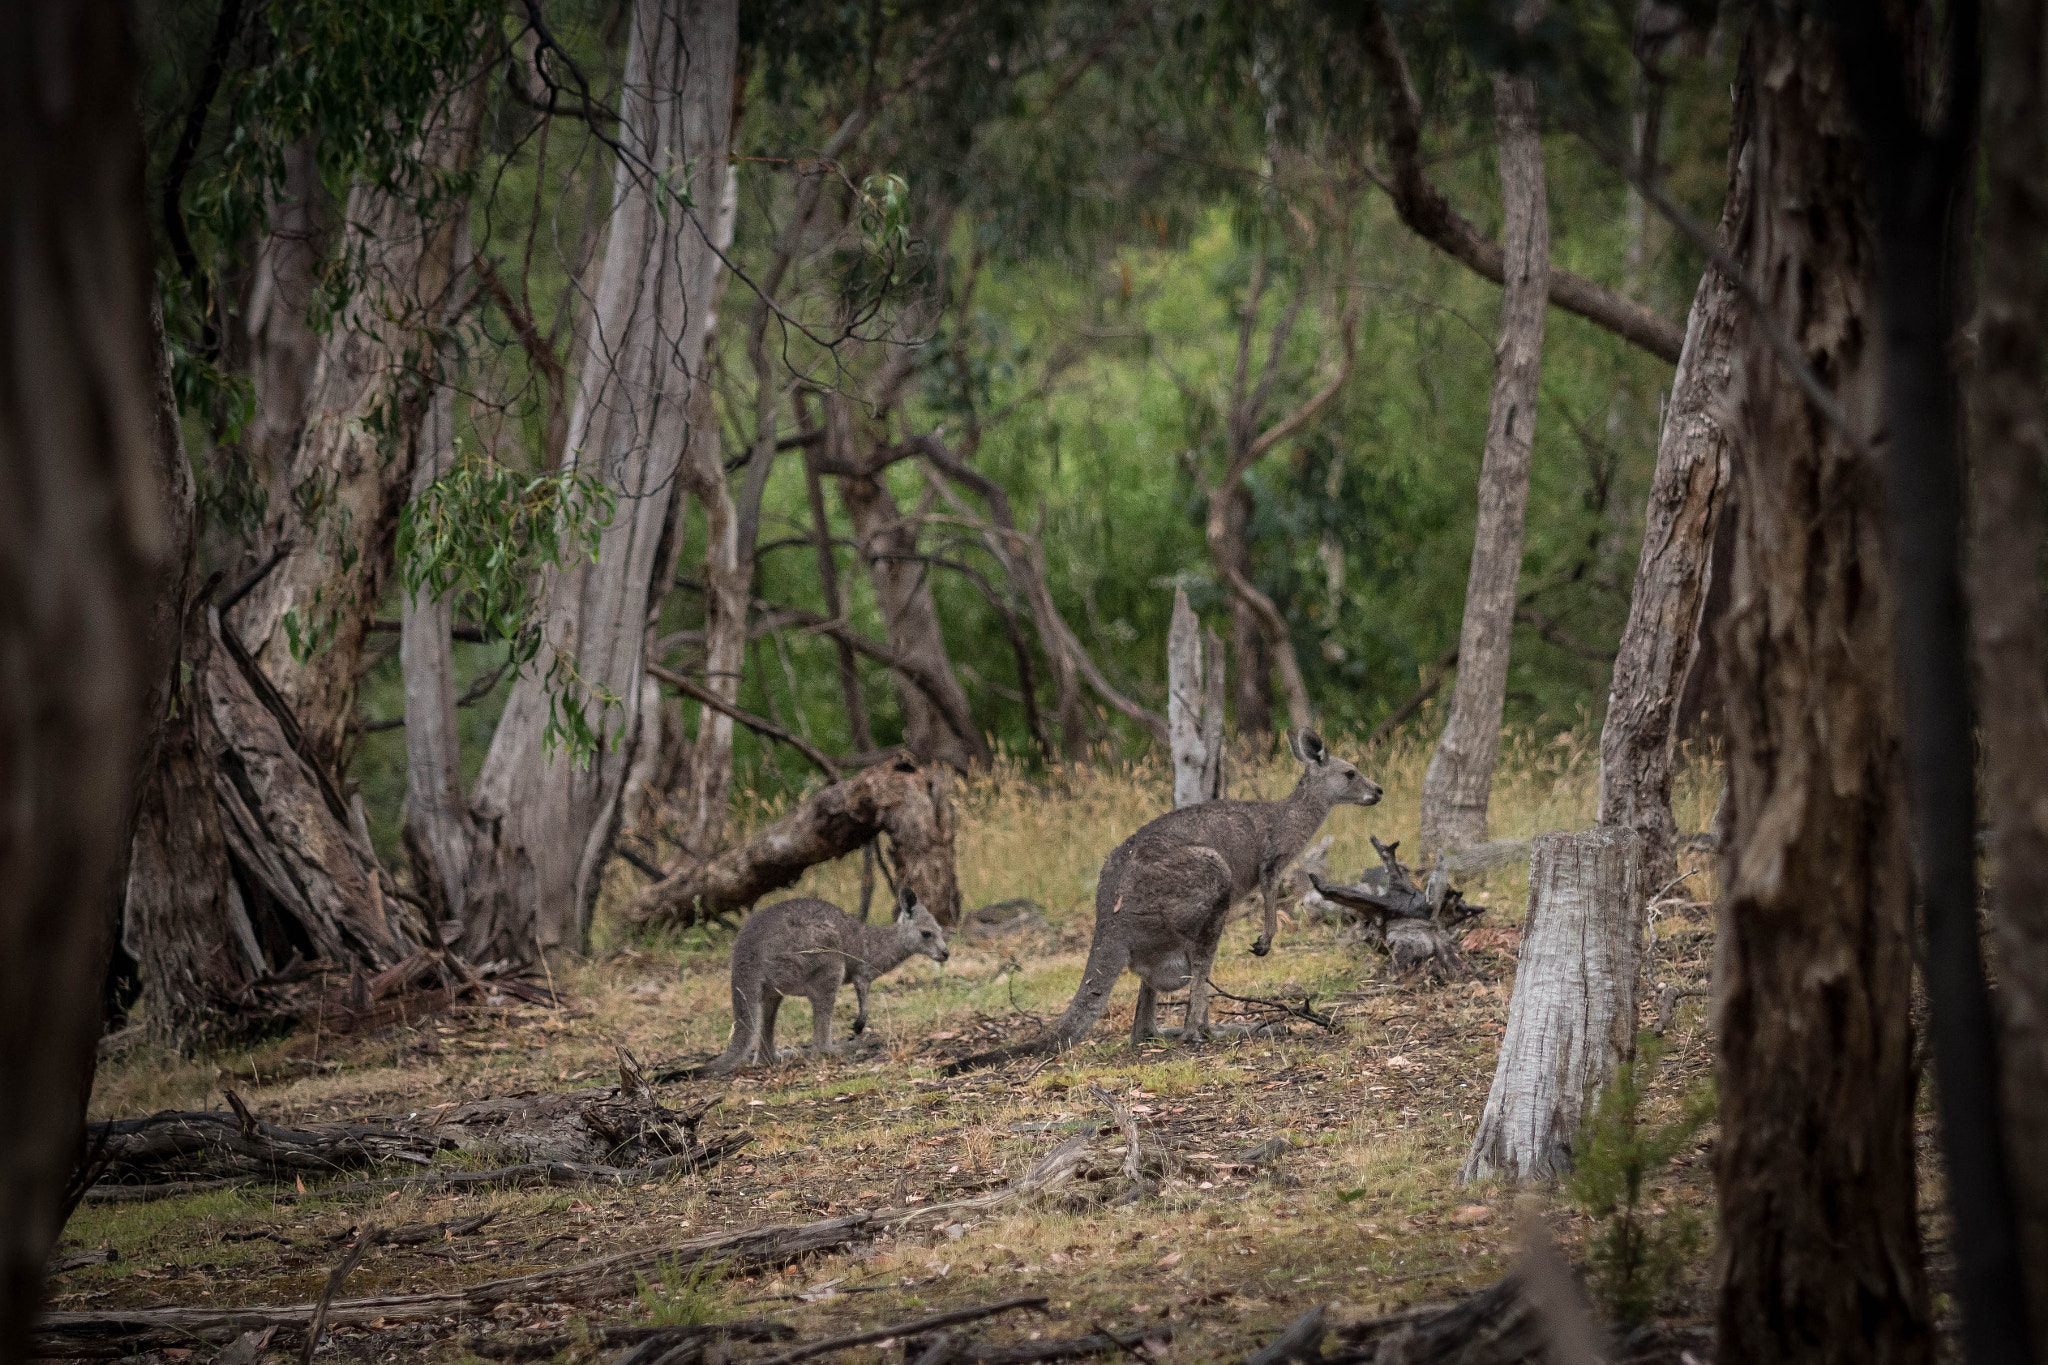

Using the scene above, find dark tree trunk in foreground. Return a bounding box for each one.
[1462,828,1642,1184]
[1972,0,2048,1339]
[1596,80,1751,887]
[0,2,173,1353]
[1831,3,2033,1357]
[1418,59,1549,855]
[1711,14,1929,1363]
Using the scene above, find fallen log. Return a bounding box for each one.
[85,1093,447,1187]
[628,757,961,928]
[280,1138,750,1202]
[32,1213,878,1354]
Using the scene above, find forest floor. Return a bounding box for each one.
[59,732,1811,1365]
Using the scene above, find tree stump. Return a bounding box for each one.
[1167,588,1224,809]
[1461,827,1643,1183]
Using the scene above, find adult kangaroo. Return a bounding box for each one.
[944,730,1379,1074]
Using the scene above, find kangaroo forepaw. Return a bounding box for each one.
[1251,936,1272,957]
[852,1017,867,1037]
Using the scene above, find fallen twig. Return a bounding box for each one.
[33,1213,876,1353]
[1205,985,1336,1031]
[751,1297,1048,1365]
[302,1226,381,1365]
[1088,1086,1143,1184]
[470,1319,794,1361]
[336,1211,494,1247]
[83,1177,254,1203]
[280,1135,749,1201]
[949,1326,1172,1365]
[1246,1303,1327,1365]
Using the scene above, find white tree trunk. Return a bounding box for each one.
[1418,63,1551,855]
[465,0,736,961]
[1462,827,1644,1183]
[1596,105,1752,887]
[1169,588,1208,808]
[400,381,471,922]
[244,138,331,495]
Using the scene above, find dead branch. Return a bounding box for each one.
[1247,1304,1328,1365]
[1351,2,1683,363]
[1204,985,1337,1031]
[629,757,960,928]
[752,1297,1049,1365]
[1088,1084,1143,1184]
[650,661,841,778]
[942,1327,1173,1365]
[471,1320,795,1362]
[83,1104,447,1188]
[301,1226,381,1365]
[32,1214,878,1353]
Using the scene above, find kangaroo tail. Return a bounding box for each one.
[940,933,1130,1076]
[699,979,757,1078]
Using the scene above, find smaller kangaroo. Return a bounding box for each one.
[943,729,1379,1074]
[703,889,949,1076]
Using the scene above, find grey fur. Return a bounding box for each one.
[944,729,1378,1073]
[703,888,948,1075]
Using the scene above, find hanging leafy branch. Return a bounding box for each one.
[397,445,617,763]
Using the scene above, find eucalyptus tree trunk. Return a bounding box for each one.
[832,395,989,772]
[1418,63,1550,855]
[0,3,174,1349]
[244,138,332,493]
[1168,588,1224,808]
[667,165,743,859]
[231,77,487,775]
[463,0,737,963]
[1711,13,1929,1362]
[1596,82,1752,887]
[1974,0,2048,1332]
[1461,828,1642,1183]
[399,383,471,922]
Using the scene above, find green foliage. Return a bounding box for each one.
[397,444,617,763]
[634,1255,729,1327]
[1565,1032,1714,1326]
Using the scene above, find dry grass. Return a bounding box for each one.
[71,727,1729,1363]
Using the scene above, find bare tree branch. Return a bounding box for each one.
[1352,1,1685,363]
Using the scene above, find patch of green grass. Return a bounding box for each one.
[635,1255,729,1327]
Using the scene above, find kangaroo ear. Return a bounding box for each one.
[1300,729,1327,763]
[896,887,917,919]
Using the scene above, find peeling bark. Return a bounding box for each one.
[1461,829,1642,1183]
[231,76,487,775]
[1597,86,1752,886]
[1711,14,1929,1361]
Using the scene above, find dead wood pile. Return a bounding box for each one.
[1309,838,1486,981]
[78,1051,742,1199]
